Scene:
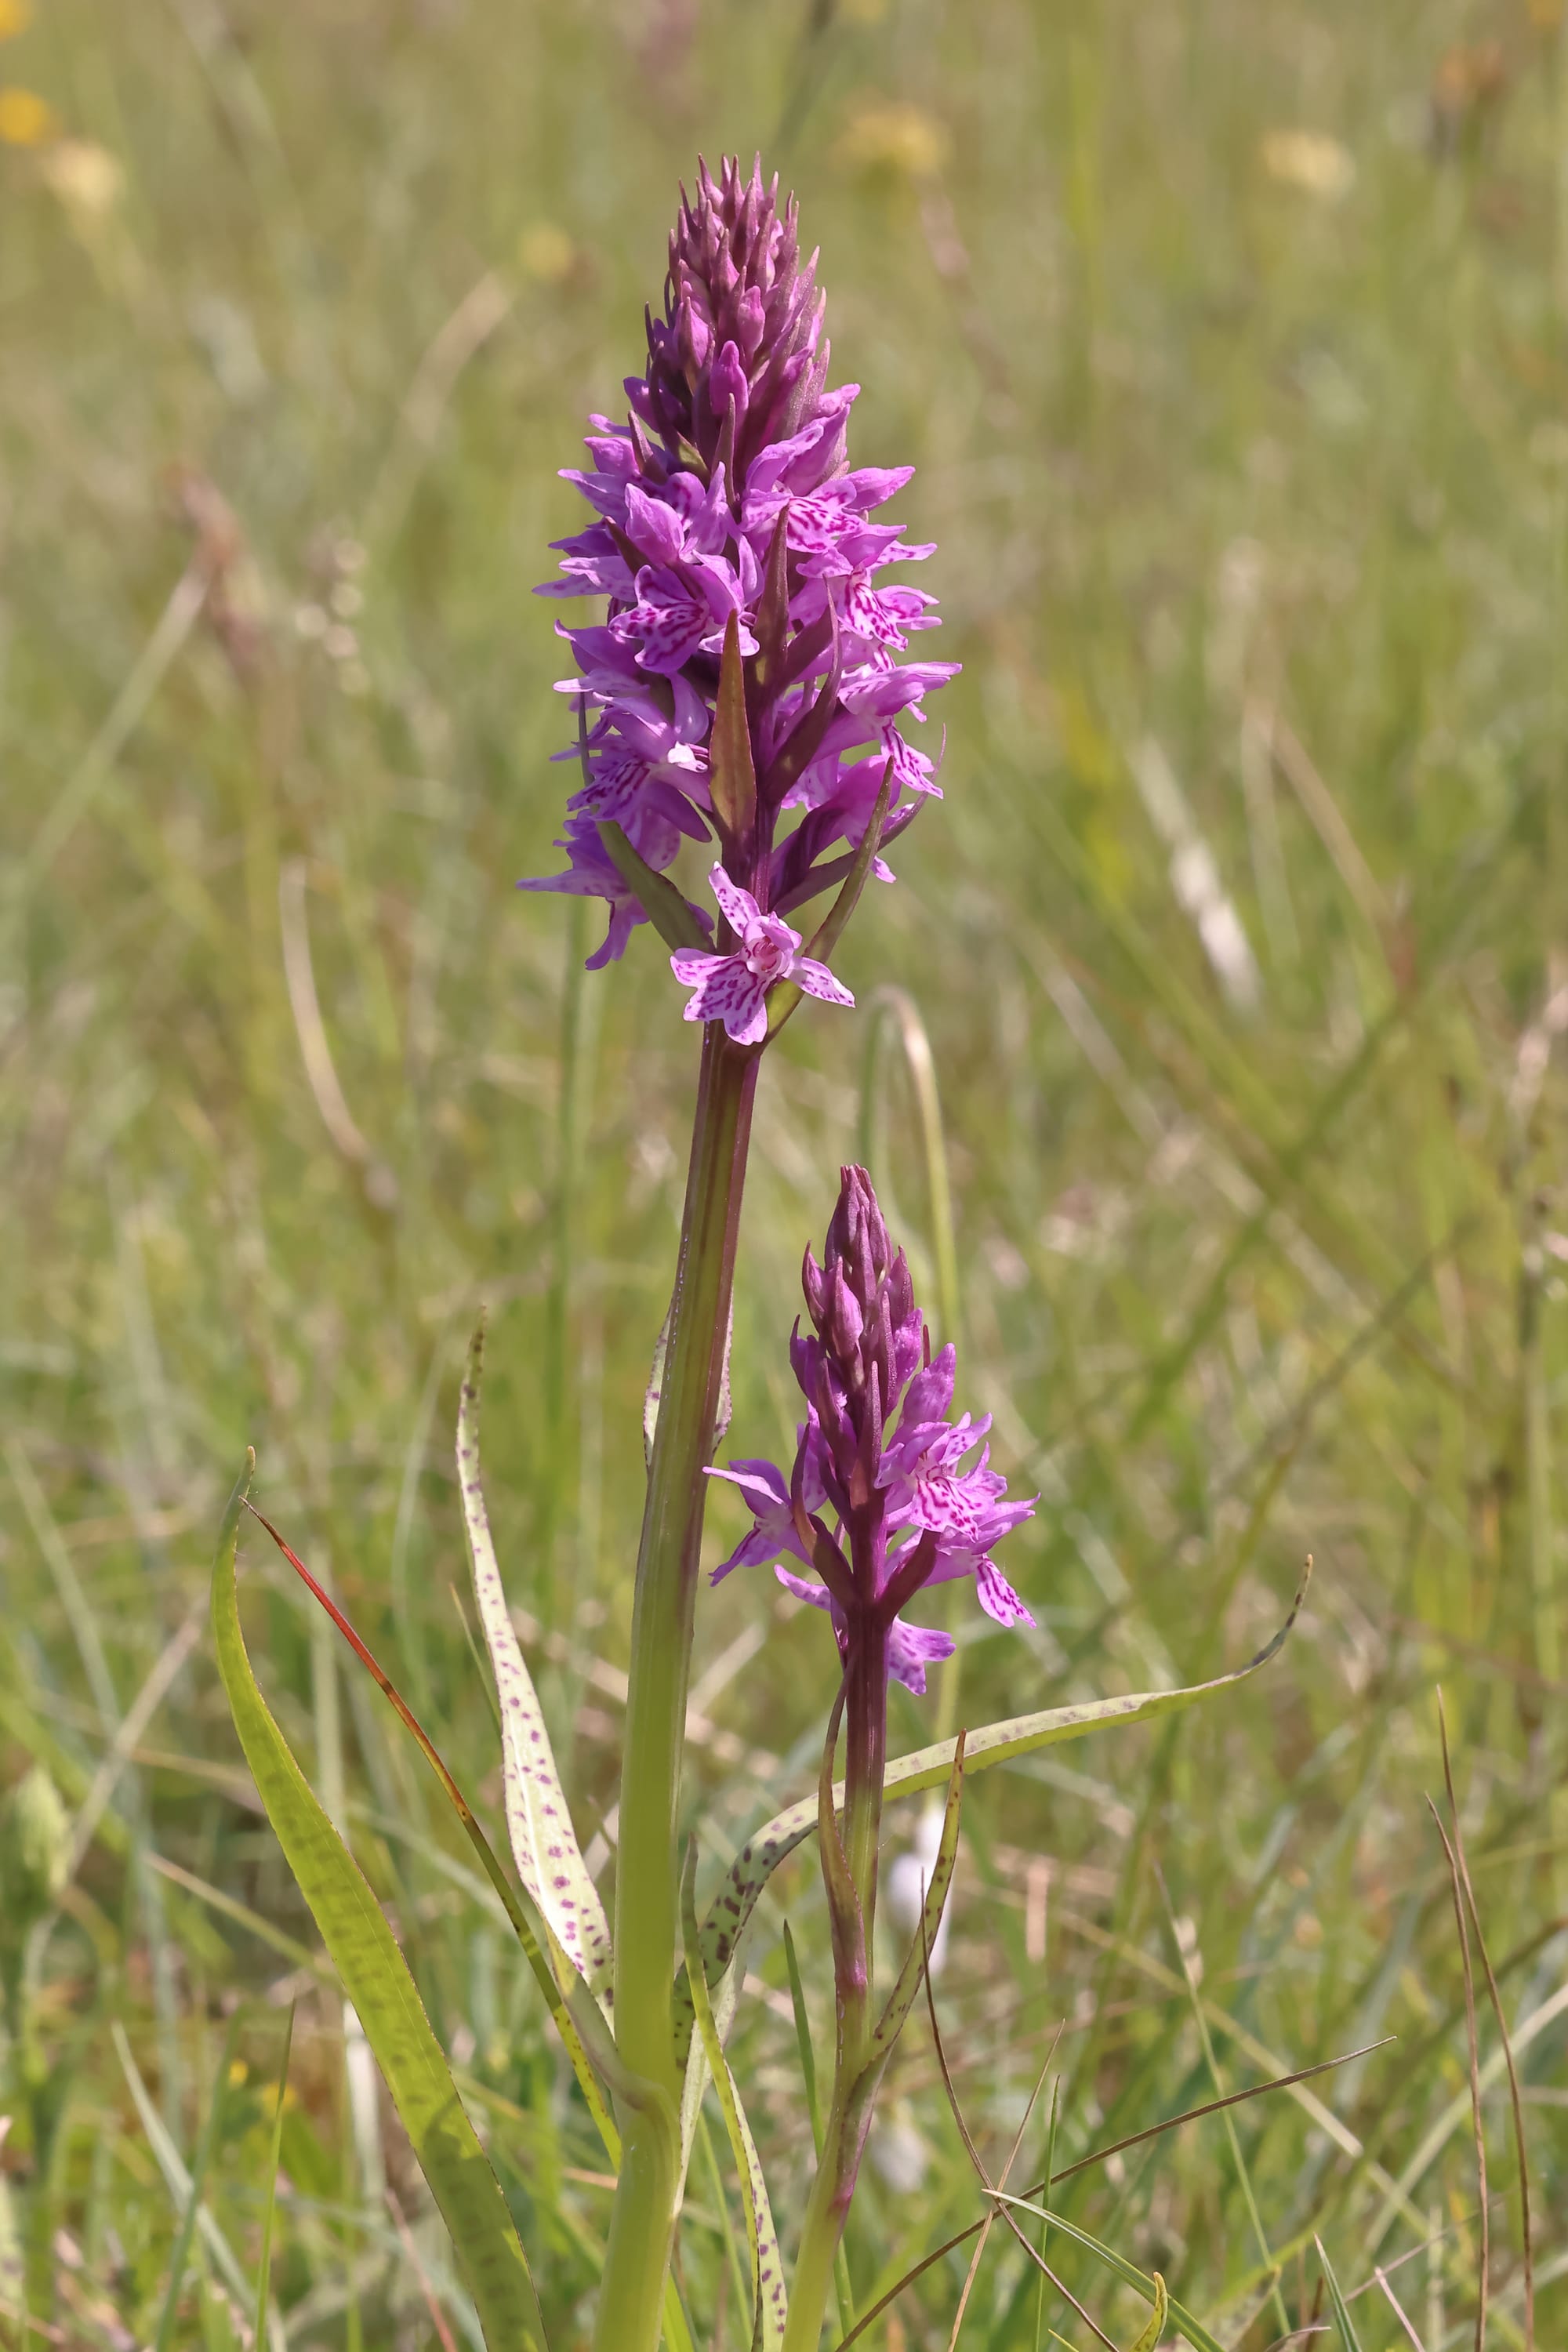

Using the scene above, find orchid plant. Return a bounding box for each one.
[212,158,1304,2352]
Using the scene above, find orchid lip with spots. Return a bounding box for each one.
[670,864,854,1044]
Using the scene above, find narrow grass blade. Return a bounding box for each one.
[1425,1795,1487,2352]
[983,2195,1225,2352]
[697,2107,755,2346]
[458,1321,614,2002]
[148,1853,334,1985]
[918,1939,1116,2352]
[681,1844,786,2351]
[783,1918,856,2339]
[111,2020,278,2348]
[857,985,960,1345]
[831,2033,1377,2352]
[212,1457,551,2352]
[1050,2039,1393,2187]
[1373,2263,1428,2351]
[254,2003,296,2352]
[782,1922,822,2157]
[1314,2236,1367,2352]
[1033,2080,1061,2352]
[153,2014,239,2352]
[681,1565,1308,2044]
[1439,1693,1534,2350]
[1154,1866,1287,2341]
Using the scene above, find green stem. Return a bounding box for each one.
[593,1025,760,2352]
[783,2111,855,2352]
[784,1619,891,2352]
[842,1615,888,1968]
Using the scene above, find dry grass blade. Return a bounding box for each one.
[1050,2042,1395,2187]
[826,2039,1381,2350]
[1424,1793,1487,2352]
[387,2187,461,2352]
[1373,2264,1427,2350]
[64,1599,204,1879]
[277,858,397,1208]
[945,2030,1065,2351]
[1155,1864,1288,2340]
[1438,1691,1534,2351]
[919,1914,1117,2352]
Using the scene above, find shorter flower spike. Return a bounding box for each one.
[671,865,853,1045]
[709,1165,1036,1690]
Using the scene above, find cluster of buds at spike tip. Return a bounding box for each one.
[521,155,957,1035]
[709,1167,1036,1686]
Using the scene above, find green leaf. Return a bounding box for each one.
[709,612,757,840]
[676,1568,1308,2058]
[766,768,891,1043]
[597,820,710,953]
[459,1324,613,2004]
[681,1846,786,2352]
[1313,2237,1367,2352]
[241,1482,625,2158]
[1126,2273,1168,2352]
[751,511,792,688]
[212,1457,550,2352]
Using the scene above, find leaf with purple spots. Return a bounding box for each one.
[459,1321,614,2009]
[865,1733,964,2069]
[674,1564,1310,2057]
[680,1844,786,2352]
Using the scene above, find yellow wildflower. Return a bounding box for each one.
[0,0,34,41]
[0,84,56,144]
[518,223,575,285]
[839,101,950,184]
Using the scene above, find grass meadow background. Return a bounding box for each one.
[2,0,1567,2344]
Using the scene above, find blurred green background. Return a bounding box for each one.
[2,0,1566,2344]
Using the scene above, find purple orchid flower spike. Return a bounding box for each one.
[705,1165,1036,2278]
[709,1166,1036,1688]
[671,865,854,1044]
[521,154,957,997]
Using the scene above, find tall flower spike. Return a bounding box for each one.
[707,1165,1036,1692]
[522,155,958,1002]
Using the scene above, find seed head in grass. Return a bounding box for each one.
[523,156,956,1014]
[710,1165,1035,1689]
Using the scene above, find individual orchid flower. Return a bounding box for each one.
[670,864,853,1045]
